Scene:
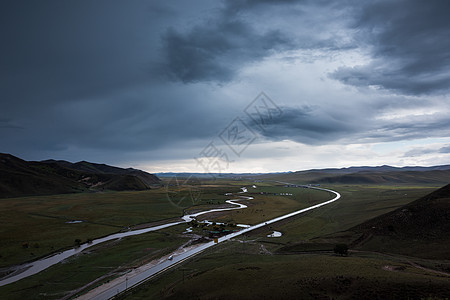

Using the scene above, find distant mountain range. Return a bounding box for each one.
[3,152,450,198]
[260,164,450,185]
[160,164,450,184]
[0,153,161,198]
[155,172,268,178]
[301,164,450,173]
[157,165,450,181]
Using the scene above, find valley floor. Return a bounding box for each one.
[0,180,448,299]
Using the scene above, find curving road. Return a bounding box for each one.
[78,183,340,300]
[0,196,253,287]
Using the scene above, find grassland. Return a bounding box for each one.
[0,224,191,300]
[118,240,450,300]
[199,185,331,225]
[0,189,186,267]
[113,183,448,299]
[0,180,247,268]
[1,179,447,299]
[0,179,270,299]
[267,184,440,243]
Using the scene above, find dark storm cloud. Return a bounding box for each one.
[331,0,450,95]
[404,144,450,157]
[0,118,23,129]
[2,0,450,168]
[162,19,295,83]
[0,0,230,163]
[222,0,300,15]
[1,85,233,163]
[0,0,206,113]
[439,145,450,153]
[1,1,147,107]
[250,105,362,145]
[371,114,450,142]
[161,0,349,83]
[163,0,450,93]
[252,103,450,146]
[403,148,434,158]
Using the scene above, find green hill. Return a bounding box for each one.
[263,166,450,185]
[0,153,161,198]
[351,183,450,259]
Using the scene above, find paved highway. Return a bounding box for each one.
[0,197,251,287]
[79,184,340,300]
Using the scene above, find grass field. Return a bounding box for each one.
[0,189,186,267]
[200,185,331,225]
[118,240,450,300]
[0,180,447,299]
[263,184,441,243]
[113,183,448,299]
[0,224,191,300]
[0,181,242,267]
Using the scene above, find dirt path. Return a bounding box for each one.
[351,250,450,277]
[407,260,450,277]
[259,244,272,255]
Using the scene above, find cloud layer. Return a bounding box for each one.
[1,0,450,171]
[331,0,450,95]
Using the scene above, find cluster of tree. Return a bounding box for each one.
[22,242,40,249]
[333,244,348,256]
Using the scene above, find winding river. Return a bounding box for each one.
[0,196,252,287]
[79,184,341,300]
[0,183,341,297]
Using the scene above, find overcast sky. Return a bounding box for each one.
[2,0,450,173]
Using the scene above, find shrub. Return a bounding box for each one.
[334,244,349,256]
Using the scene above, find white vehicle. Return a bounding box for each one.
[168,255,173,261]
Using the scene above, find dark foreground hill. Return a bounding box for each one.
[0,153,161,198]
[351,183,450,259]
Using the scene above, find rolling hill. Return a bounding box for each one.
[262,165,450,185]
[0,153,161,198]
[351,183,450,259]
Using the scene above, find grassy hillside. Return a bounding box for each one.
[1,181,448,299]
[0,153,161,198]
[310,170,450,185]
[262,167,450,185]
[117,184,450,300]
[119,243,450,300]
[350,184,450,259]
[0,154,87,197]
